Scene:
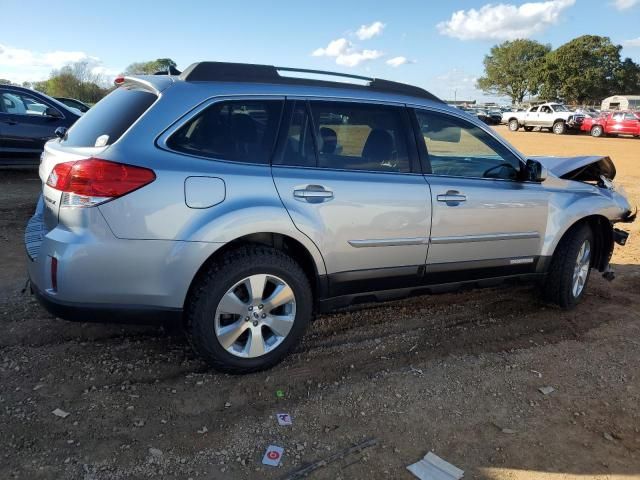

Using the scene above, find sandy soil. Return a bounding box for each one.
[1,128,639,480]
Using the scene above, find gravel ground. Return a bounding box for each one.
[1,128,639,480]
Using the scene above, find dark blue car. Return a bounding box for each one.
[0,85,81,165]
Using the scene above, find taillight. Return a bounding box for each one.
[46,158,155,207]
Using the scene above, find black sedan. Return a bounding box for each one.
[1,85,81,166]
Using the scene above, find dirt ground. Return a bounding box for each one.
[1,127,639,480]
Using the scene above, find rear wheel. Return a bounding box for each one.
[186,246,312,373]
[508,119,520,131]
[552,121,566,135]
[591,125,604,137]
[543,224,594,309]
[524,126,534,132]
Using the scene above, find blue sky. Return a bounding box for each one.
[1,0,639,101]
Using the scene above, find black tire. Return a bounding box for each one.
[543,224,594,309]
[591,125,604,137]
[552,121,566,135]
[524,126,534,132]
[508,119,519,131]
[186,245,312,374]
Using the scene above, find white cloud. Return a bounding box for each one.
[355,21,385,40]
[336,50,383,67]
[0,43,120,84]
[437,0,575,41]
[622,37,640,47]
[312,38,383,67]
[611,0,638,10]
[386,56,414,67]
[312,38,350,57]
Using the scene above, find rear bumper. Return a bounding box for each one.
[25,200,225,323]
[32,283,182,324]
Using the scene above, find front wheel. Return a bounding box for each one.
[543,224,594,309]
[508,119,519,131]
[552,121,566,135]
[186,246,312,373]
[591,125,604,137]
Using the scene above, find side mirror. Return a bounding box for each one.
[526,159,548,182]
[54,127,67,139]
[44,107,63,119]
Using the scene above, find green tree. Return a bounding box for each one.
[477,39,551,105]
[538,35,623,104]
[36,61,110,103]
[0,79,14,85]
[615,57,640,94]
[124,58,177,75]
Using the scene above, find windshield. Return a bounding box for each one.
[551,104,569,112]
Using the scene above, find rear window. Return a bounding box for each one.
[62,87,157,147]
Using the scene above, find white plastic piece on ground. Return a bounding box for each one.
[407,451,464,480]
[276,413,293,426]
[262,445,284,467]
[539,386,555,395]
[52,408,70,419]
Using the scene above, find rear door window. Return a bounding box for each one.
[308,101,412,173]
[167,100,284,164]
[62,87,157,147]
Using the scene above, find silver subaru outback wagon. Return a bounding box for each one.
[25,62,635,373]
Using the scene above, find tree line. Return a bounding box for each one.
[477,35,640,105]
[0,58,177,104]
[3,39,638,107]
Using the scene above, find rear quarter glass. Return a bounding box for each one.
[61,87,157,148]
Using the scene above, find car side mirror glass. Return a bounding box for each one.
[44,107,63,119]
[526,159,547,182]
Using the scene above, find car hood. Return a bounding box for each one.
[530,155,616,181]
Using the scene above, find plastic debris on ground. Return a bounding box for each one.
[276,413,293,426]
[52,408,70,418]
[538,386,555,395]
[276,389,285,398]
[407,451,464,480]
[262,445,284,466]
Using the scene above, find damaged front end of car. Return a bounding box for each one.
[531,154,636,282]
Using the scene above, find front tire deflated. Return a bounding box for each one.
[543,224,594,309]
[186,245,312,374]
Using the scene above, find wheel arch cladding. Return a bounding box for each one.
[553,215,613,272]
[183,232,324,315]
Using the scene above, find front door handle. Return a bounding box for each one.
[293,185,334,202]
[3,119,18,125]
[437,190,466,203]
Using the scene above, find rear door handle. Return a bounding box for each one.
[293,185,334,202]
[437,190,466,203]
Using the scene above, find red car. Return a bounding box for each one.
[581,111,640,138]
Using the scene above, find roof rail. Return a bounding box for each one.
[179,62,442,103]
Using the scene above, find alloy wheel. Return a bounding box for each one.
[571,240,591,298]
[214,274,296,358]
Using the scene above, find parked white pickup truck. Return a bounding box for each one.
[502,103,585,134]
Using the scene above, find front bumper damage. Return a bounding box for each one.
[602,208,636,281]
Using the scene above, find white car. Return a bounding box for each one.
[503,103,585,134]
